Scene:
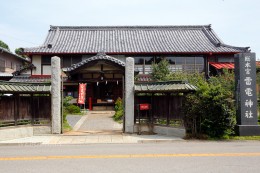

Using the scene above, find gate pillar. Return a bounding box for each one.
[125,57,135,133]
[51,56,61,134]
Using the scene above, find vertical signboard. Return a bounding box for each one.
[78,83,86,105]
[235,53,260,135]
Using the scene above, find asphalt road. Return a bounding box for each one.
[0,141,260,173]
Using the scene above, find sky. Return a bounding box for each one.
[1,0,259,59]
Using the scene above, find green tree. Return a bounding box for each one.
[15,48,23,55]
[151,59,171,81]
[0,40,10,50]
[183,71,236,139]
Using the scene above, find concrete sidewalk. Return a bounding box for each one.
[0,134,183,145]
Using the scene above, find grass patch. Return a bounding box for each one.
[229,136,260,140]
[68,112,85,116]
[184,133,260,141]
[62,121,72,133]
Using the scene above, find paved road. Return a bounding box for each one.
[0,141,260,173]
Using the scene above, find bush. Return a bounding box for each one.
[114,109,124,121]
[113,98,124,121]
[66,104,81,114]
[63,96,73,107]
[183,75,236,139]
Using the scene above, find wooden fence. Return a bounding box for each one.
[0,94,51,127]
[135,94,184,127]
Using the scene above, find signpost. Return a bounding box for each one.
[235,53,260,136]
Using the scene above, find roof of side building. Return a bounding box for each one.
[0,47,30,62]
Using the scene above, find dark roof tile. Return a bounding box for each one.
[24,25,249,54]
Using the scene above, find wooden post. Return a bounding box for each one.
[167,93,170,126]
[14,94,19,126]
[31,94,34,125]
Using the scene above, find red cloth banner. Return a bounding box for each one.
[78,83,86,104]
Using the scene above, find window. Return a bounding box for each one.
[134,57,144,65]
[42,56,51,65]
[134,56,154,74]
[134,55,205,74]
[62,55,82,67]
[162,56,204,73]
[218,57,234,63]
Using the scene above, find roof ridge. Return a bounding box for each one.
[218,43,250,52]
[49,25,211,30]
[201,27,250,52]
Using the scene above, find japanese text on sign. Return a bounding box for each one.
[244,56,253,118]
[78,83,86,104]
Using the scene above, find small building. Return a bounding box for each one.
[0,47,30,81]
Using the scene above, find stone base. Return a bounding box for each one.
[133,124,185,138]
[33,126,51,135]
[236,125,260,136]
[0,126,33,141]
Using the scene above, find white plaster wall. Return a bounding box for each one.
[32,55,41,75]
[42,65,51,75]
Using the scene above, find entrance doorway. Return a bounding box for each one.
[62,53,125,134]
[91,81,123,111]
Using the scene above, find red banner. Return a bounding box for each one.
[78,83,86,104]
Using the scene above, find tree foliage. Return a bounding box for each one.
[151,59,172,81]
[183,71,236,139]
[15,48,23,55]
[0,40,10,50]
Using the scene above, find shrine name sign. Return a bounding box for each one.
[235,52,260,136]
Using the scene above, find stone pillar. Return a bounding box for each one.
[125,57,135,133]
[51,56,61,134]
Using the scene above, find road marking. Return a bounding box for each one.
[1,153,260,161]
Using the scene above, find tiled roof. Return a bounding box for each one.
[134,81,197,93]
[63,52,125,72]
[10,75,52,83]
[23,25,249,54]
[0,72,13,77]
[0,47,30,62]
[0,81,51,93]
[10,75,68,83]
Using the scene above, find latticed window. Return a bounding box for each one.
[134,56,205,74]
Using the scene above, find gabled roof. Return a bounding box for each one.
[62,52,125,72]
[134,81,197,93]
[23,25,249,55]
